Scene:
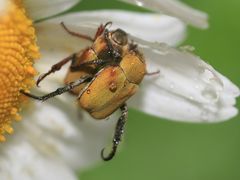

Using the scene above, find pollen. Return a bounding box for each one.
[0,0,40,141]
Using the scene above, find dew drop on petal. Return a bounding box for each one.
[158,42,170,54]
[195,84,200,90]
[189,96,194,100]
[198,65,223,91]
[180,45,195,52]
[169,82,174,89]
[201,86,219,102]
[200,108,216,122]
[135,0,144,7]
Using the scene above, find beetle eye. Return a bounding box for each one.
[111,29,128,46]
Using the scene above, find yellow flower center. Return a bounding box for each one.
[0,0,40,141]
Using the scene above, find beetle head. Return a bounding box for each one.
[111,29,128,46]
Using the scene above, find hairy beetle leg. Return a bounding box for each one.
[61,22,95,42]
[101,103,128,161]
[21,75,92,101]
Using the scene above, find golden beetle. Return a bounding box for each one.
[21,22,147,161]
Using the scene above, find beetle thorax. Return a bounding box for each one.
[108,29,129,56]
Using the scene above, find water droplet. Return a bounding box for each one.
[199,68,214,83]
[209,77,224,91]
[200,108,215,122]
[201,86,219,102]
[109,82,117,93]
[169,82,174,89]
[86,89,91,94]
[180,45,195,52]
[195,85,200,89]
[155,42,169,55]
[198,65,223,91]
[135,0,144,7]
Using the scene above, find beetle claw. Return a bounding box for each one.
[101,145,117,161]
[101,104,128,161]
[104,21,112,29]
[36,73,47,87]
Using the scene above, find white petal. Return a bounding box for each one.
[119,0,208,29]
[36,10,186,46]
[0,92,119,176]
[128,38,239,122]
[24,0,80,21]
[0,137,77,180]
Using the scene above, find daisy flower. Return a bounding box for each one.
[0,0,239,180]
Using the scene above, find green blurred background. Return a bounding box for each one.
[70,0,240,179]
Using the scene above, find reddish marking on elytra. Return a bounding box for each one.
[110,68,117,77]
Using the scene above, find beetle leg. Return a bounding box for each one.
[129,41,138,51]
[36,54,77,87]
[145,70,160,76]
[70,58,108,71]
[61,22,95,42]
[101,103,128,161]
[80,58,107,66]
[94,21,112,40]
[20,75,92,101]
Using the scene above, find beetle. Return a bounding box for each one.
[20,22,147,161]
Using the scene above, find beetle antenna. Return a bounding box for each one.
[101,103,128,161]
[61,22,94,42]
